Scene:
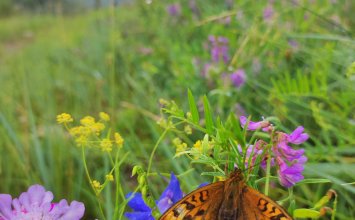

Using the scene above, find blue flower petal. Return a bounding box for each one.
[157,173,183,213]
[124,212,155,220]
[158,173,183,204]
[125,192,152,212]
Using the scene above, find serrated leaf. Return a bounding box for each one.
[187,89,199,124]
[203,95,214,134]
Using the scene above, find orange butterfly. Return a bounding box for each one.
[159,169,293,220]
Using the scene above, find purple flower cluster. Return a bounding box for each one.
[230,69,246,88]
[0,185,85,220]
[240,116,309,188]
[208,35,229,64]
[166,3,181,17]
[125,173,183,219]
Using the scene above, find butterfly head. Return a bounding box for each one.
[229,168,244,181]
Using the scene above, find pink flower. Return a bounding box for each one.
[239,116,271,131]
[0,185,84,220]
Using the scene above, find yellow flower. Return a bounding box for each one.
[176,142,187,155]
[92,122,105,135]
[193,140,202,152]
[100,138,112,152]
[184,125,192,135]
[69,126,81,136]
[105,174,114,181]
[114,132,124,147]
[172,138,182,146]
[92,180,101,189]
[99,112,110,121]
[56,113,73,124]
[80,116,96,126]
[75,135,88,147]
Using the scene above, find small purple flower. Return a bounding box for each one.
[239,116,271,131]
[287,126,309,144]
[288,40,299,51]
[239,116,308,188]
[272,129,308,187]
[208,36,229,64]
[277,157,306,187]
[263,5,274,22]
[125,173,183,219]
[166,3,181,17]
[0,184,85,220]
[230,69,246,88]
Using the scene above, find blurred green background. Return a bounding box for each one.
[0,0,354,219]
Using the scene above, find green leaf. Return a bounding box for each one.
[187,89,199,124]
[295,178,331,185]
[293,208,320,218]
[203,95,214,134]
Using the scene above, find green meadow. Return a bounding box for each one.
[0,0,354,219]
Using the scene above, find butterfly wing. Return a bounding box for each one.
[240,185,293,220]
[159,181,225,220]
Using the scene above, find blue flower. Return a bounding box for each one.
[125,173,183,220]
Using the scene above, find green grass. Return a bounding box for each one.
[0,0,354,219]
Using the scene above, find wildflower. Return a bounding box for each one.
[270,127,308,187]
[69,126,82,136]
[91,122,105,135]
[263,5,274,22]
[56,113,73,124]
[184,125,192,135]
[277,156,307,187]
[100,138,113,152]
[106,174,114,182]
[240,116,308,187]
[99,112,110,121]
[287,126,309,145]
[193,140,202,152]
[230,69,246,88]
[208,36,229,64]
[114,132,124,147]
[124,173,183,219]
[166,3,181,17]
[80,116,95,127]
[0,184,84,220]
[239,116,271,131]
[75,136,89,147]
[92,180,101,190]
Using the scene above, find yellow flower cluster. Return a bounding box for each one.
[105,174,114,181]
[92,180,102,189]
[173,138,187,156]
[114,132,124,147]
[56,113,73,124]
[57,112,124,151]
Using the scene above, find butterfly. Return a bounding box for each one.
[159,169,293,220]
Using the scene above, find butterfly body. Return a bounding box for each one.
[159,169,293,220]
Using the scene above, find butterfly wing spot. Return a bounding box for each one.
[183,201,196,210]
[199,190,209,202]
[183,215,193,220]
[257,198,268,212]
[257,198,288,220]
